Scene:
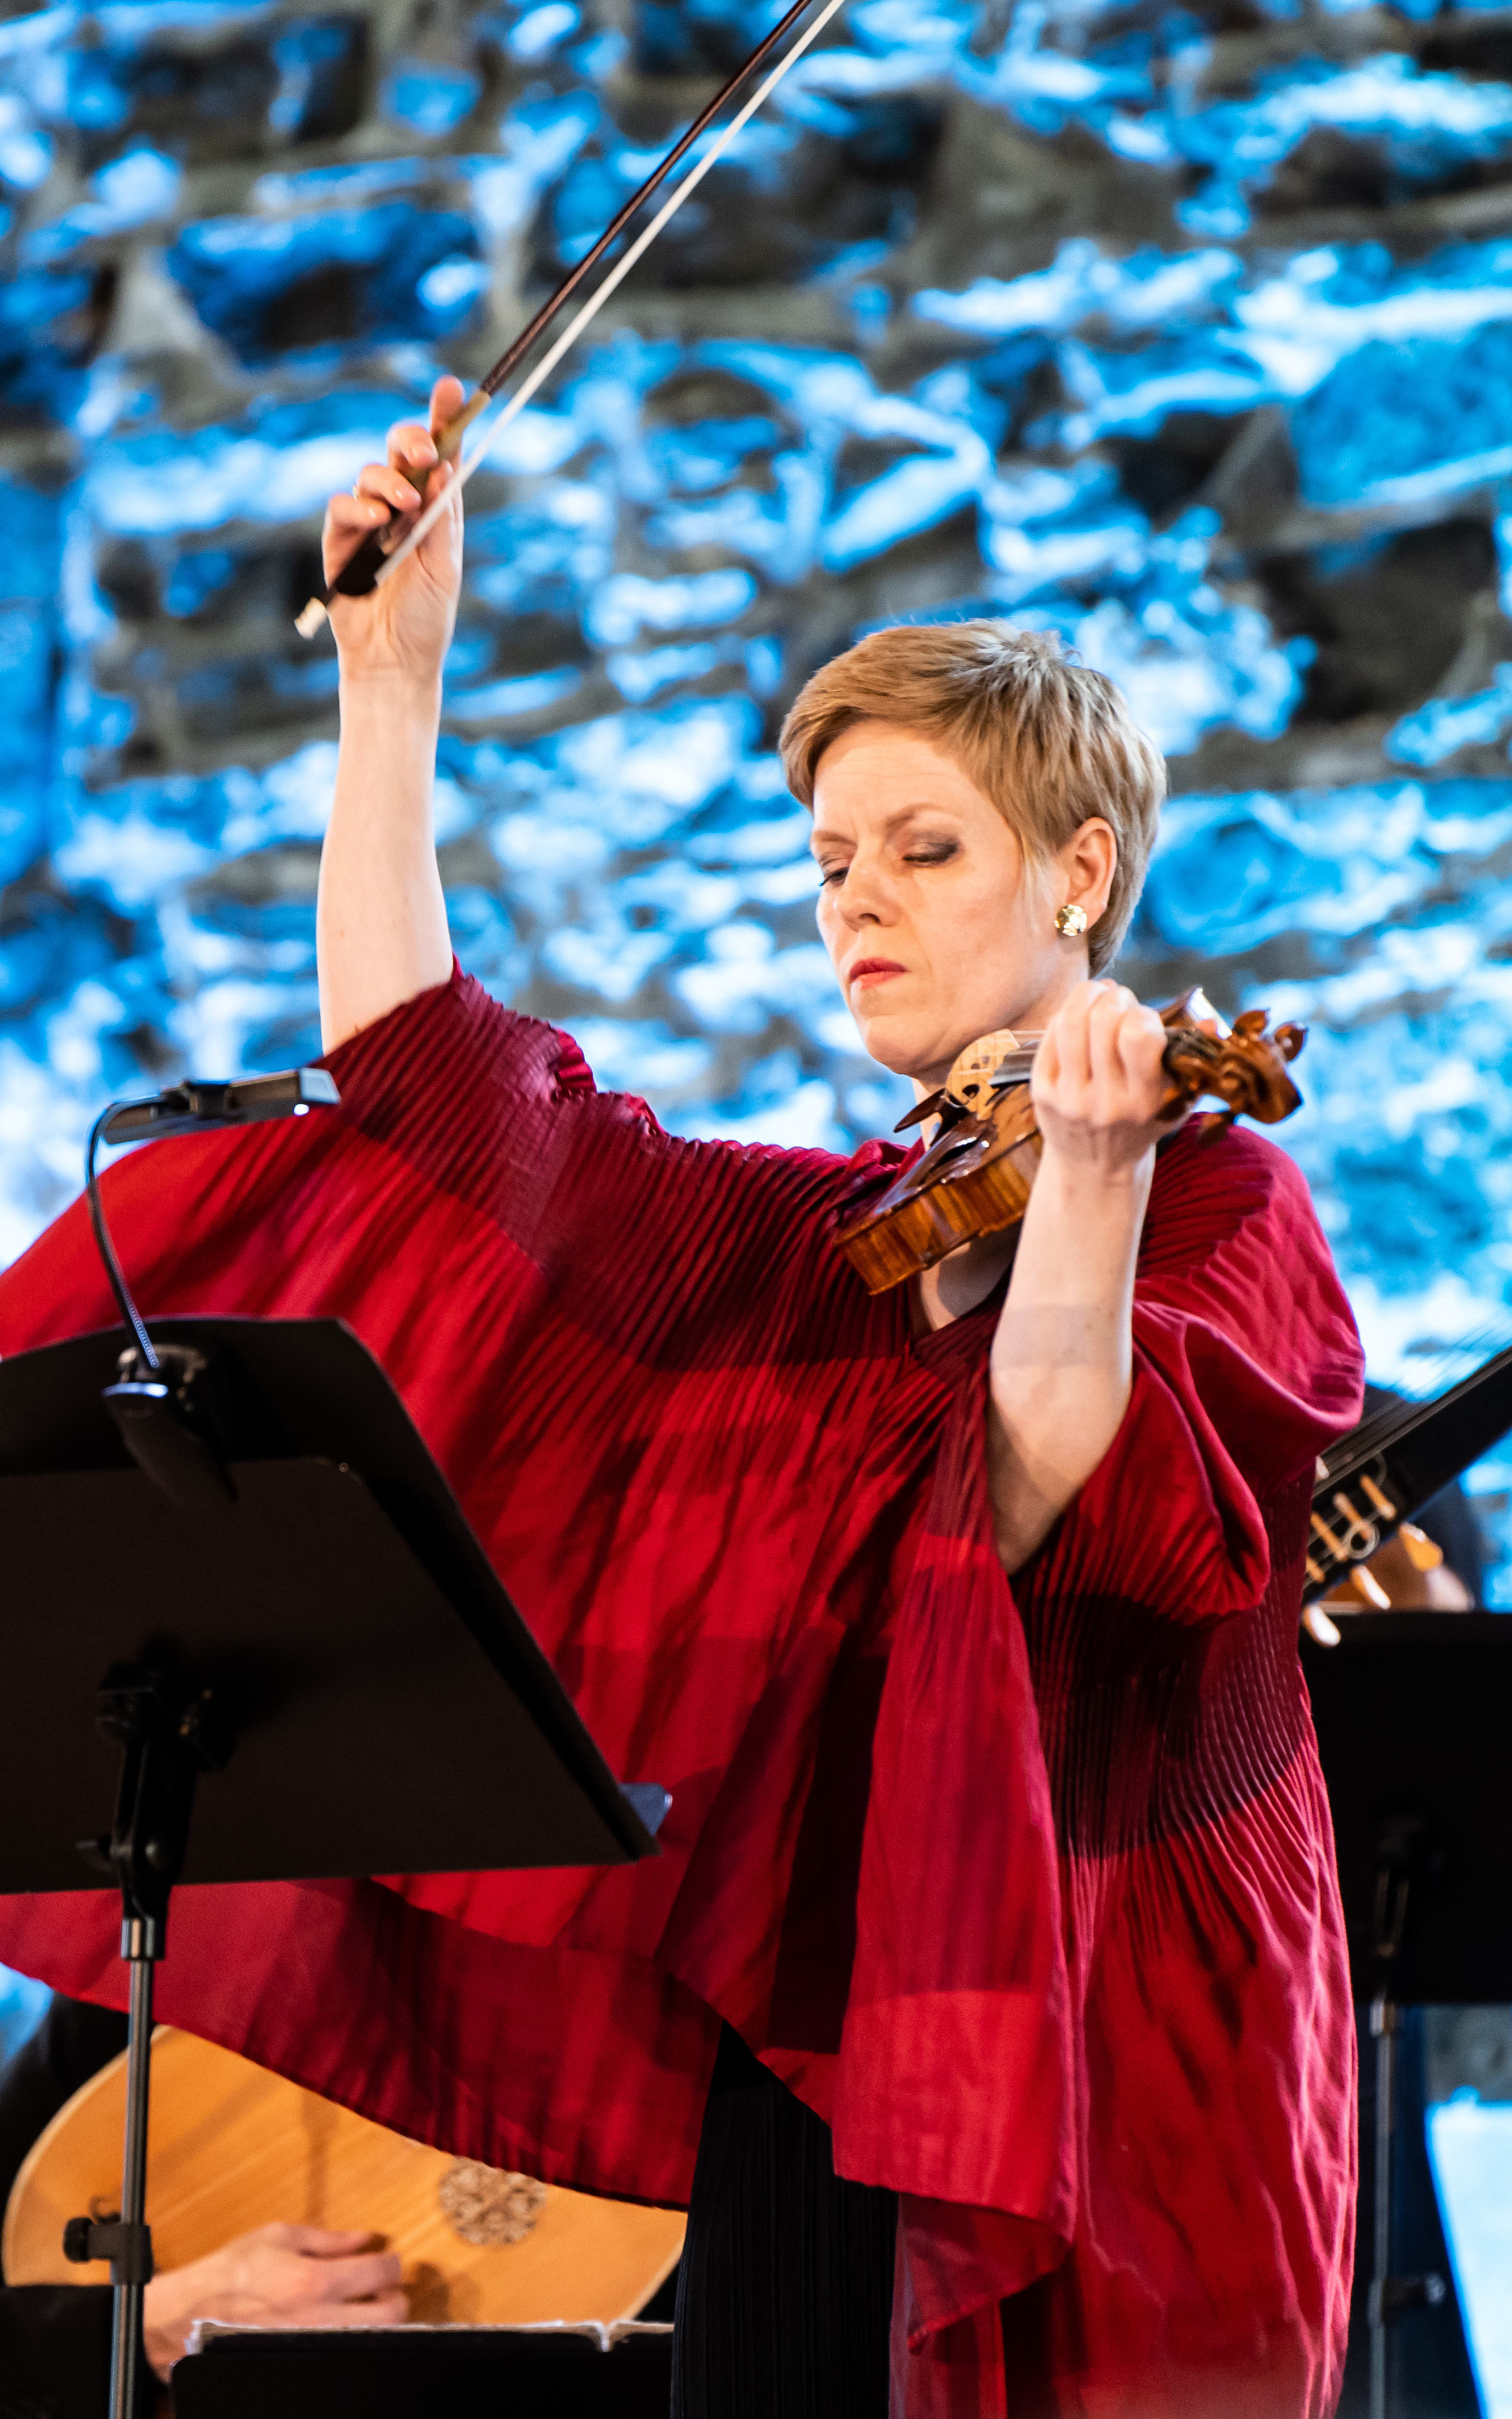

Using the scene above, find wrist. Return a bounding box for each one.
[338,665,442,707]
[1034,1137,1154,1209]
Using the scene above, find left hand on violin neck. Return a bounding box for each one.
[1030,981,1175,1188]
[833,982,1303,1296]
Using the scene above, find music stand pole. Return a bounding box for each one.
[1361,1820,1446,2419]
[1367,1843,1407,2419]
[61,1662,231,2419]
[112,1956,153,2419]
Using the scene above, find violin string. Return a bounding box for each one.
[959,1014,1293,1121]
[368,0,851,596]
[950,1021,1215,1104]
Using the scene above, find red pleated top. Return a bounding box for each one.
[0,973,1363,2417]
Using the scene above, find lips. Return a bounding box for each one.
[848,958,905,991]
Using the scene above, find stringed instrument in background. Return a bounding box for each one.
[835,989,1306,1294]
[1304,1340,1512,1611]
[4,2028,684,2327]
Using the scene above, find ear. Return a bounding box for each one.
[1057,818,1116,925]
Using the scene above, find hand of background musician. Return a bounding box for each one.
[322,376,464,689]
[139,2219,406,2379]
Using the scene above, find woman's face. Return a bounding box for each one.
[811,721,1116,1090]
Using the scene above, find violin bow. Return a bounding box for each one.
[295,0,848,636]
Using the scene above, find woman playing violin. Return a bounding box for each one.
[320,383,1281,1574]
[0,380,1363,2419]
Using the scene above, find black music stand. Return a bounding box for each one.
[173,2322,676,2419]
[0,1315,666,2419]
[1303,1613,1512,2419]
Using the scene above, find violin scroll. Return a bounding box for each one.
[1158,1002,1306,1126]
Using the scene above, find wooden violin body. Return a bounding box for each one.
[835,992,1306,1296]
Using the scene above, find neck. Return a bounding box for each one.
[910,955,1090,1099]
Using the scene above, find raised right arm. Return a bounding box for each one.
[316,377,467,1051]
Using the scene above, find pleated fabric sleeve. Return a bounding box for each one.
[0,971,1364,2419]
[845,1128,1364,2415]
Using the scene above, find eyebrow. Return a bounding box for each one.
[808,803,961,854]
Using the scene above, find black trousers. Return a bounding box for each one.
[672,2026,897,2419]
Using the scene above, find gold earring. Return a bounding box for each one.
[1055,902,1089,937]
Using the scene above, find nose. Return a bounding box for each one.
[831,850,892,931]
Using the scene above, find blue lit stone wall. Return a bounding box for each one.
[4,0,1512,1584]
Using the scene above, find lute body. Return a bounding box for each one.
[3,2027,685,2327]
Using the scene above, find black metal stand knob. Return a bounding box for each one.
[63,2214,155,2285]
[1368,2271,1447,2324]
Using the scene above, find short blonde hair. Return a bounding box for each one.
[779,621,1165,974]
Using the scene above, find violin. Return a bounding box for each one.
[834,989,1307,1295]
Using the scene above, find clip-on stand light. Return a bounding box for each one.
[73,1069,342,2416]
